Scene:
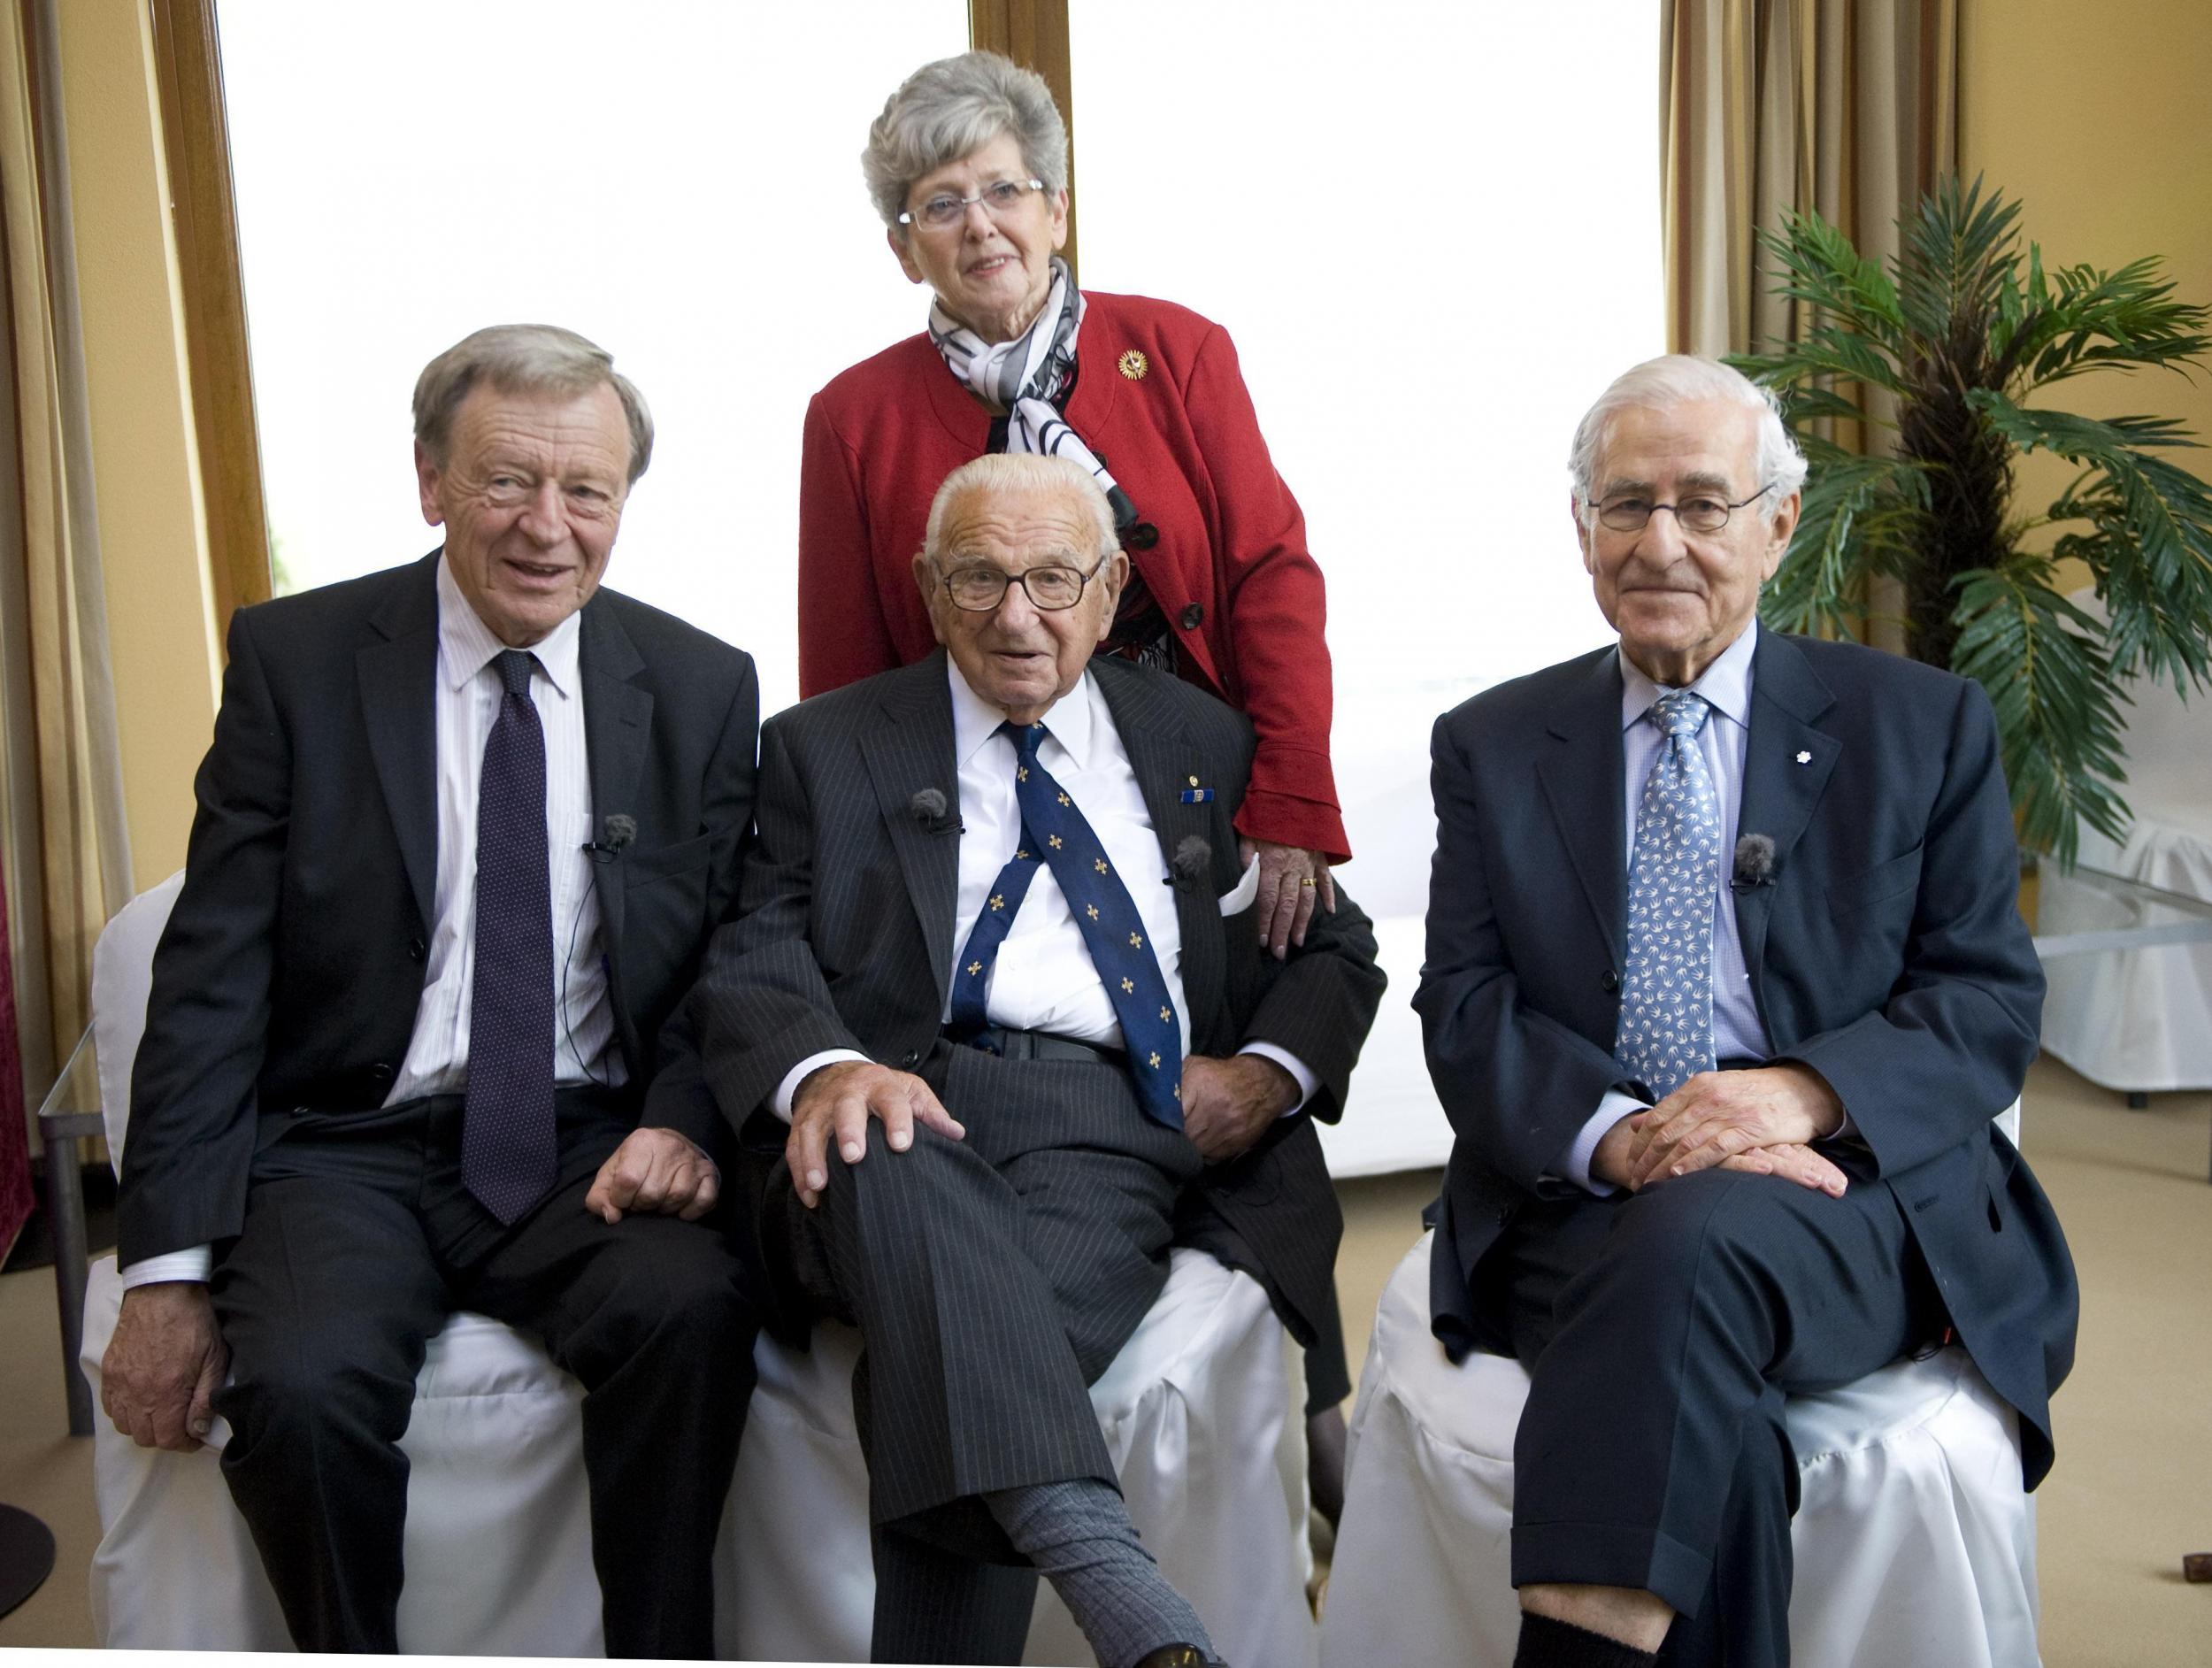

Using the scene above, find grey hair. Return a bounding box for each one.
[923,453,1118,564]
[863,50,1068,232]
[412,324,654,486]
[1567,354,1807,521]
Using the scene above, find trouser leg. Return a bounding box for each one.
[210,1173,448,1653]
[1502,1167,1924,1666]
[448,1144,761,1660]
[869,1523,1040,1666]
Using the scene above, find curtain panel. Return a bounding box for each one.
[1,0,134,1135]
[1662,0,1958,359]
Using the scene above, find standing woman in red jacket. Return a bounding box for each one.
[801,49,1358,1516]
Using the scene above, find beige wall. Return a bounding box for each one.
[1960,0,2212,576]
[56,0,219,892]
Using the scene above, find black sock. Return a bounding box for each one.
[1513,1609,1663,1668]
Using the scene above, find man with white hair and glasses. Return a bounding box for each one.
[1416,355,2077,1665]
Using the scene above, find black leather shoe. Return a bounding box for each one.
[1134,1649,1221,1668]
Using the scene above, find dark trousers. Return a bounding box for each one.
[1486,1164,1937,1668]
[209,1091,760,1658]
[757,1043,1200,1665]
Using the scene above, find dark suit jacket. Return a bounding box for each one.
[1417,629,2077,1487]
[119,551,759,1268]
[681,650,1385,1338]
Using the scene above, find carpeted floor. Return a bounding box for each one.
[0,1052,2203,1660]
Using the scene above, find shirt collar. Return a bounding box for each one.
[436,551,582,699]
[1618,618,1758,733]
[947,657,1097,769]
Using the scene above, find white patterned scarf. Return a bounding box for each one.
[926,257,1134,529]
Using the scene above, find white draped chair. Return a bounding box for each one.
[1321,1110,2039,1668]
[79,874,1317,1664]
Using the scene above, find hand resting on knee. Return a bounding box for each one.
[102,1281,228,1451]
[787,1061,967,1209]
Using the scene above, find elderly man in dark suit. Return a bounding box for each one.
[682,451,1383,1668]
[1417,355,2078,1668]
[99,324,762,1657]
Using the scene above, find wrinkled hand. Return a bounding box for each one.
[1240,838,1337,959]
[585,1126,722,1224]
[102,1282,227,1451]
[1624,1064,1848,1195]
[1180,1052,1299,1164]
[787,1061,966,1209]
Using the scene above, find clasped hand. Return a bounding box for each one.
[1180,1052,1299,1163]
[1594,1063,1849,1196]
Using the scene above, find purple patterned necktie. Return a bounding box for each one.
[462,649,557,1224]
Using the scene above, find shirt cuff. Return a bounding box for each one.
[1560,1089,1649,1195]
[1237,1042,1317,1117]
[120,1247,213,1288]
[772,1049,874,1123]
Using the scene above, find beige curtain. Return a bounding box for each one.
[1,0,134,1114]
[1663,0,1957,359]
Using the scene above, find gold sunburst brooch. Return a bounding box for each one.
[1118,349,1149,380]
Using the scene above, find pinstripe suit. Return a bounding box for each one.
[683,649,1382,1660]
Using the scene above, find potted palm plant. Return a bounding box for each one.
[1731,175,2212,864]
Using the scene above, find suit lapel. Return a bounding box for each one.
[580,598,651,964]
[858,654,964,1011]
[1735,631,1839,1039]
[1533,651,1629,967]
[357,557,442,930]
[1093,660,1224,1036]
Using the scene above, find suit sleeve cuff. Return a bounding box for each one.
[1559,1090,1648,1195]
[120,1247,213,1288]
[773,1049,873,1123]
[1238,1042,1317,1116]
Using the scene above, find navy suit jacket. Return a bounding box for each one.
[119,551,758,1267]
[1416,628,2077,1487]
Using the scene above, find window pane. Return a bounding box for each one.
[1071,1,1663,1172]
[218,0,967,714]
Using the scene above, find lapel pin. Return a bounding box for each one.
[1180,773,1211,804]
[1794,749,1812,765]
[1118,349,1149,380]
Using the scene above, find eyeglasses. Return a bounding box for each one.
[899,177,1047,231]
[1593,483,1775,534]
[938,556,1105,612]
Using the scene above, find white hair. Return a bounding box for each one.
[1567,355,1807,521]
[923,453,1118,563]
[863,51,1068,233]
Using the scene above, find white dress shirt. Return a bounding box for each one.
[1558,620,1770,1194]
[772,660,1315,1118]
[123,556,619,1287]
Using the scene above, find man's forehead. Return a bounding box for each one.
[936,488,1097,563]
[1598,399,1759,486]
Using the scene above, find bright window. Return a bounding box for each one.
[218,0,969,715]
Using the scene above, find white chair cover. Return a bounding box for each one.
[2039,589,2212,1091]
[722,1247,1317,1668]
[84,874,1315,1662]
[1320,1233,2039,1668]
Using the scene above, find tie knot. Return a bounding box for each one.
[494,650,537,700]
[999,718,1050,761]
[1651,690,1709,739]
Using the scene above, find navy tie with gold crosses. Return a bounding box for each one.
[948,719,1185,1129]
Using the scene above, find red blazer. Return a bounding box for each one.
[798,290,1348,862]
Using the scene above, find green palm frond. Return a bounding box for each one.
[1742,176,2212,862]
[1951,559,2131,865]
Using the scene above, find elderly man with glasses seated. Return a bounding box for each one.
[1416,355,2078,1667]
[677,451,1383,1668]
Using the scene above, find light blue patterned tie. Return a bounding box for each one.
[1616,690,1721,1102]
